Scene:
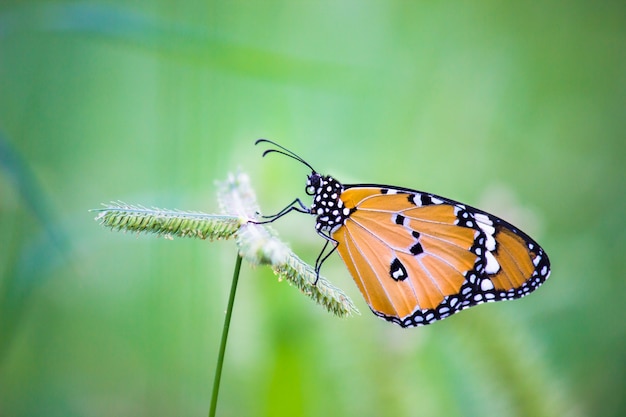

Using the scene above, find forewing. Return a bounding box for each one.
[332,186,550,327]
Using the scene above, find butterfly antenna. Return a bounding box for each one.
[255,139,316,172]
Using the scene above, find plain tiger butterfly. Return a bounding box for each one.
[255,139,551,327]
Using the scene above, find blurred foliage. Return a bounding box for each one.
[1,1,624,416]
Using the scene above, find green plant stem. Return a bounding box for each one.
[209,254,243,417]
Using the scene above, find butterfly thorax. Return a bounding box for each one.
[306,173,352,233]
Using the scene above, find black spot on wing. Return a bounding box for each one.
[394,214,406,225]
[420,194,433,206]
[410,242,424,256]
[389,257,408,281]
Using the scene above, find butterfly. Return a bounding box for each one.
[255,139,551,327]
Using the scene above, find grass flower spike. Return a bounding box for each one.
[93,171,358,318]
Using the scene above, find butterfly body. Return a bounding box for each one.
[257,140,551,328]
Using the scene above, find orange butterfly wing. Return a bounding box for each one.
[332,186,550,327]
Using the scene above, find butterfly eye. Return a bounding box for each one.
[306,173,321,195]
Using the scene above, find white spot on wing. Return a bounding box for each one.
[484,251,500,274]
[475,213,497,251]
[480,279,494,291]
[474,212,493,226]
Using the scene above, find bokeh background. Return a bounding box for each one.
[1,1,624,416]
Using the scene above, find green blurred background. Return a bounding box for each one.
[1,1,624,416]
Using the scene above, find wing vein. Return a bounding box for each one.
[344,219,422,307]
[348,215,471,279]
[341,223,404,316]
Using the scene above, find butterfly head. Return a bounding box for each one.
[255,139,352,232]
[305,172,322,195]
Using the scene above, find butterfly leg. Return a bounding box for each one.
[313,231,338,285]
[253,198,310,224]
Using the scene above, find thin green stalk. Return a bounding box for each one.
[209,254,243,417]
